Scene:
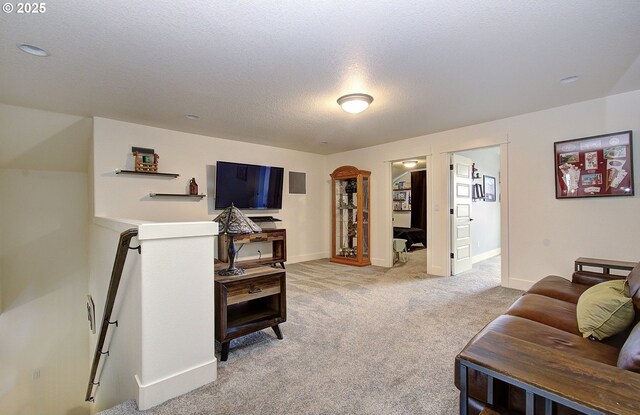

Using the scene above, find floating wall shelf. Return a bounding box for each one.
[149,193,206,199]
[116,169,179,178]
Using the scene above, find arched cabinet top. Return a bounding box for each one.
[330,165,371,179]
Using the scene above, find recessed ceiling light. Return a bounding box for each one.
[185,114,200,120]
[402,160,419,168]
[560,75,579,84]
[337,93,374,114]
[18,44,49,57]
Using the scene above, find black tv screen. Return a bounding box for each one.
[214,161,284,209]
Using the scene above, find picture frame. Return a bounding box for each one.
[483,175,496,202]
[554,131,633,199]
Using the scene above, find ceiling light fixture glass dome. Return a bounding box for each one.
[18,43,49,57]
[402,160,419,168]
[337,93,374,114]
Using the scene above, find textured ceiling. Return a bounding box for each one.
[1,1,640,155]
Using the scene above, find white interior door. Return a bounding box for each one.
[450,154,473,275]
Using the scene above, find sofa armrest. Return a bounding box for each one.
[572,270,626,286]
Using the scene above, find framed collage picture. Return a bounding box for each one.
[483,175,496,202]
[554,131,633,199]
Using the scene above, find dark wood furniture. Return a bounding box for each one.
[458,331,640,415]
[330,166,371,266]
[218,228,286,269]
[574,256,637,273]
[214,267,286,361]
[393,227,426,250]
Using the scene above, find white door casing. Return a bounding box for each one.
[450,154,473,275]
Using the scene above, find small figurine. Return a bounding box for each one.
[189,178,198,195]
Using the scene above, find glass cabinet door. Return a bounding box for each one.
[362,176,369,259]
[335,178,358,258]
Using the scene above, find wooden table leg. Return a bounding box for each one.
[220,342,230,361]
[272,325,283,339]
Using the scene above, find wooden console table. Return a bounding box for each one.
[218,228,286,269]
[574,257,637,273]
[214,267,286,361]
[458,331,640,415]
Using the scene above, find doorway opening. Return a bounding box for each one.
[450,146,501,279]
[391,157,427,266]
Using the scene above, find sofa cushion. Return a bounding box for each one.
[506,294,580,335]
[577,280,634,340]
[527,275,590,303]
[618,320,640,372]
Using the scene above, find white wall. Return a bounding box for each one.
[327,89,640,287]
[457,147,501,261]
[0,169,89,415]
[89,218,217,412]
[93,118,328,263]
[0,103,91,415]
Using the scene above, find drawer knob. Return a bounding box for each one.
[248,287,262,294]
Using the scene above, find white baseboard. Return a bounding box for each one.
[507,277,533,291]
[136,359,217,410]
[371,257,387,267]
[287,252,329,264]
[472,248,501,264]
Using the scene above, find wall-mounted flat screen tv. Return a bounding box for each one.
[214,161,284,210]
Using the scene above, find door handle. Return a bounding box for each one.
[469,218,474,221]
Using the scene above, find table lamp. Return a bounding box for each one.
[213,204,262,276]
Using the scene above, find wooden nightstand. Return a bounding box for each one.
[214,267,286,361]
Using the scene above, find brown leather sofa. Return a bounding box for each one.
[455,258,640,415]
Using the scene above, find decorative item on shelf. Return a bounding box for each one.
[472,183,485,201]
[471,163,481,180]
[132,146,159,173]
[344,179,357,193]
[213,204,262,276]
[189,178,198,195]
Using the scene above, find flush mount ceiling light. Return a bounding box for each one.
[18,43,49,57]
[560,75,579,84]
[337,93,374,114]
[402,160,419,168]
[185,114,200,120]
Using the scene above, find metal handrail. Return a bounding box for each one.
[86,228,139,402]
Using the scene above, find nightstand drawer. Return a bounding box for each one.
[226,277,281,305]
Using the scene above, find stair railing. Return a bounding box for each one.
[86,228,140,402]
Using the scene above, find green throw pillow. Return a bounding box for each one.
[577,279,634,340]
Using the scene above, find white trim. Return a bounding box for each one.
[287,252,329,264]
[136,359,217,410]
[138,221,217,240]
[472,248,501,264]
[507,278,533,291]
[499,142,510,288]
[371,257,386,267]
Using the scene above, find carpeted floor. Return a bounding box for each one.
[100,253,521,415]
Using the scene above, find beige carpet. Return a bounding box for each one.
[100,252,521,415]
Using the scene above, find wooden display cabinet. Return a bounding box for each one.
[330,166,371,266]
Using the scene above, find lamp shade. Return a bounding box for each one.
[213,203,262,235]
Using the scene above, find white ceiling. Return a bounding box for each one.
[1,1,640,155]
